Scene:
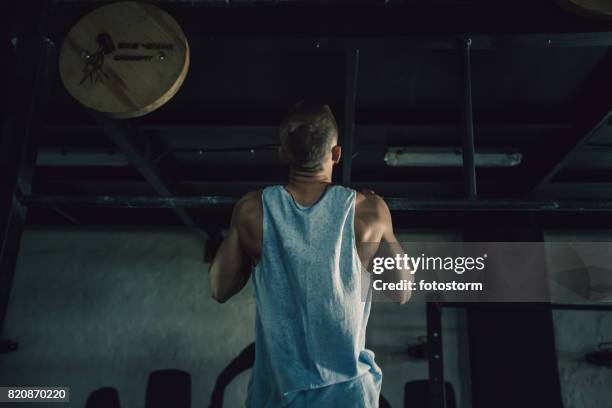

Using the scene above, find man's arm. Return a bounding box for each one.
[377,195,412,305]
[362,192,412,305]
[208,193,259,303]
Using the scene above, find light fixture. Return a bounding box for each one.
[384,147,523,168]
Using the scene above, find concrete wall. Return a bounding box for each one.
[0,228,470,408]
[0,230,254,408]
[6,228,609,408]
[545,229,612,408]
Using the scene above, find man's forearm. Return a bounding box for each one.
[209,227,251,303]
[378,241,413,304]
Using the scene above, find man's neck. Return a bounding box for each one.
[287,167,332,187]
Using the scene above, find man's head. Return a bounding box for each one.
[279,102,341,172]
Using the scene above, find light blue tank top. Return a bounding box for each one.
[247,184,381,407]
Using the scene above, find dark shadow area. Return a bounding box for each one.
[404,380,456,408]
[145,369,191,408]
[85,387,121,408]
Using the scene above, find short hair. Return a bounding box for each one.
[279,102,339,171]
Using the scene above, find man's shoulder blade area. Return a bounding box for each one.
[234,190,264,227]
[355,191,389,220]
[354,191,391,244]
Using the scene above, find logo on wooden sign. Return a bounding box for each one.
[81,33,175,84]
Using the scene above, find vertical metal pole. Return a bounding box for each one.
[427,301,446,408]
[341,48,359,185]
[462,38,477,199]
[0,2,55,336]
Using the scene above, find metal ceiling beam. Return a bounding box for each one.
[523,51,612,194]
[44,109,592,128]
[88,111,212,242]
[530,111,612,192]
[46,122,576,132]
[49,2,612,44]
[32,179,612,202]
[341,48,359,184]
[34,180,469,199]
[183,33,612,51]
[20,193,612,212]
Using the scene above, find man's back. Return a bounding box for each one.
[232,186,391,268]
[244,184,383,407]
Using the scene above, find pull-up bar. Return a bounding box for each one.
[19,194,612,212]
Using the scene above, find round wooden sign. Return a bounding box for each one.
[59,1,190,119]
[556,0,612,19]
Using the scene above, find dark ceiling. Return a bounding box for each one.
[5,0,612,229]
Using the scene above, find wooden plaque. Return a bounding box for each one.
[59,1,190,119]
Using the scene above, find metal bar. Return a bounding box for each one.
[427,302,446,408]
[532,111,612,191]
[462,38,477,200]
[524,51,612,194]
[0,1,55,336]
[50,2,612,45]
[103,33,612,52]
[550,303,612,311]
[341,48,359,185]
[34,179,612,201]
[88,111,209,242]
[51,207,80,225]
[442,302,612,311]
[44,106,587,127]
[20,194,612,212]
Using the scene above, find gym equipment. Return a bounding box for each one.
[585,342,612,368]
[145,369,191,408]
[85,387,121,408]
[404,380,456,408]
[59,1,189,118]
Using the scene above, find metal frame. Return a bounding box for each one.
[88,110,216,243]
[108,34,612,52]
[524,51,612,194]
[427,301,446,408]
[20,194,612,212]
[462,38,476,200]
[0,1,55,336]
[50,2,612,44]
[341,48,359,185]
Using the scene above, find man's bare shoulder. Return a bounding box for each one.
[233,190,263,226]
[237,190,263,206]
[355,190,390,221]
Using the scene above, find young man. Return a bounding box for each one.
[209,102,410,407]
